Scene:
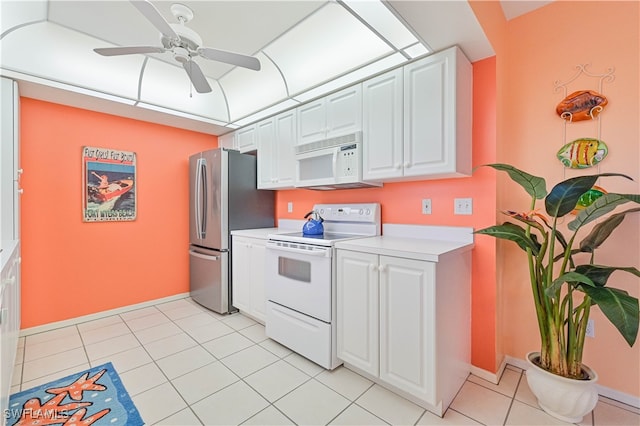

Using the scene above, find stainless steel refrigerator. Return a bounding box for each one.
[189,148,274,314]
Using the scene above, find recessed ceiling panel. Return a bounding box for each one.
[1,0,47,35]
[341,0,418,49]
[264,2,393,94]
[1,22,142,99]
[139,57,228,122]
[219,52,288,122]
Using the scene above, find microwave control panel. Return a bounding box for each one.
[338,144,359,177]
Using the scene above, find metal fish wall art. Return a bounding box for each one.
[556,138,608,169]
[556,90,608,121]
[572,186,607,215]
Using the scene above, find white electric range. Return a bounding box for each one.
[265,203,381,369]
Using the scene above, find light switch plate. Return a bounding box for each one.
[454,198,473,215]
[421,199,432,214]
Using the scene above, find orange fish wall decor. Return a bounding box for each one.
[556,90,608,121]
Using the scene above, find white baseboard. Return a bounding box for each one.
[19,292,191,337]
[470,357,508,384]
[502,355,640,409]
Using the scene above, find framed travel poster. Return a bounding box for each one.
[82,146,137,222]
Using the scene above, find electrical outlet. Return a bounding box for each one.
[586,319,595,338]
[421,199,432,214]
[287,202,293,213]
[454,198,473,215]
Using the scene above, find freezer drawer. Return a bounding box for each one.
[266,301,332,369]
[189,246,229,314]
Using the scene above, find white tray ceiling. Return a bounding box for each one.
[0,1,548,135]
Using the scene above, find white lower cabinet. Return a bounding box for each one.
[231,236,267,323]
[337,248,470,416]
[1,241,20,418]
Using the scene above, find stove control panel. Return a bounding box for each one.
[314,203,380,224]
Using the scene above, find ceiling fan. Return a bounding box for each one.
[93,0,261,94]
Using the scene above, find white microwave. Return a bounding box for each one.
[294,132,382,190]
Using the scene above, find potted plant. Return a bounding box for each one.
[475,164,640,422]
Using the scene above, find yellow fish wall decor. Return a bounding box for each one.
[556,138,608,169]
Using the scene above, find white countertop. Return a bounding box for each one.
[335,224,474,262]
[230,220,305,240]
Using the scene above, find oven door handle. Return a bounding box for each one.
[266,242,330,257]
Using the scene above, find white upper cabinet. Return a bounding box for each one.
[402,46,472,179]
[297,84,362,145]
[362,68,404,180]
[257,109,296,189]
[235,124,258,153]
[218,132,236,150]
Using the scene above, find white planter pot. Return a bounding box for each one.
[525,352,599,423]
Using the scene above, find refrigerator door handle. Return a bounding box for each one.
[189,250,220,261]
[200,159,208,239]
[195,158,207,240]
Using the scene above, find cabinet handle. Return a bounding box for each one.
[369,264,376,272]
[17,188,24,194]
[378,264,387,272]
[395,163,402,170]
[17,168,24,174]
[404,162,411,168]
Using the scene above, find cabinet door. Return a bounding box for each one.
[273,110,296,187]
[249,239,267,322]
[403,52,451,177]
[363,69,404,180]
[218,132,236,150]
[236,124,257,153]
[231,237,252,313]
[379,255,436,404]
[336,250,379,376]
[297,99,326,145]
[325,84,362,138]
[256,118,276,189]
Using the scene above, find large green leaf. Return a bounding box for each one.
[477,164,547,199]
[574,265,640,287]
[474,222,540,255]
[545,174,632,218]
[581,286,639,346]
[545,271,594,297]
[579,208,640,252]
[569,194,640,231]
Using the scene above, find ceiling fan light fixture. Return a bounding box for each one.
[173,47,190,63]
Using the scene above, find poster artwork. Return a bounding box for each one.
[83,146,137,222]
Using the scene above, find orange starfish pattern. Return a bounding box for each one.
[62,407,111,425]
[46,369,107,401]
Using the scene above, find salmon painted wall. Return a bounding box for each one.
[19,98,217,328]
[275,58,499,372]
[474,1,639,396]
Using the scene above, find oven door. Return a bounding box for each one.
[265,240,332,322]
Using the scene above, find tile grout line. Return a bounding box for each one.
[501,369,524,426]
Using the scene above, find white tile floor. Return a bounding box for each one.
[11,297,640,425]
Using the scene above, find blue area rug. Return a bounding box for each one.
[7,362,144,425]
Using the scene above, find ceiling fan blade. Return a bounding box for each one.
[94,46,166,56]
[183,61,212,93]
[130,0,179,41]
[197,47,261,71]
